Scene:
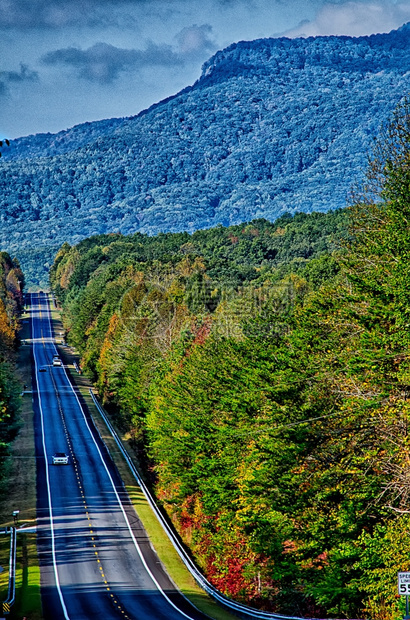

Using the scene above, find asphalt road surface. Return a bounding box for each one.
[30,292,211,620]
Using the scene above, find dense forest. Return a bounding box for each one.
[5,24,410,287]
[0,253,24,482]
[50,101,410,619]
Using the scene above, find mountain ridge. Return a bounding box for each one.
[2,24,410,285]
[8,23,410,160]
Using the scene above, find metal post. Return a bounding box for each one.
[405,594,410,620]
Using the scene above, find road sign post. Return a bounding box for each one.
[398,572,410,619]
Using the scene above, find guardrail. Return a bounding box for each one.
[89,389,306,620]
[2,526,17,615]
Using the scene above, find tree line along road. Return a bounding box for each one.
[30,292,210,620]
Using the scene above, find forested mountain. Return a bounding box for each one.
[4,24,410,286]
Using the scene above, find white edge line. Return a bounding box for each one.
[32,293,70,620]
[44,294,198,620]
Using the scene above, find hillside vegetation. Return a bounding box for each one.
[51,209,346,616]
[50,100,410,619]
[4,24,410,286]
[0,254,24,482]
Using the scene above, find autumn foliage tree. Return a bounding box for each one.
[49,102,410,620]
[0,251,24,477]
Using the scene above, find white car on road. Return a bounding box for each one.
[52,453,69,465]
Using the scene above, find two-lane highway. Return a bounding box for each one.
[30,292,209,620]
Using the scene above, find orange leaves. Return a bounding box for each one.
[282,539,298,554]
[191,317,212,347]
[176,256,206,277]
[98,313,120,373]
[0,298,16,354]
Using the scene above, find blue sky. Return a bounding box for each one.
[2,0,410,138]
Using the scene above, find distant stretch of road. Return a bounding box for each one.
[30,292,209,620]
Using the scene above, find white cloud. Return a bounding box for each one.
[40,23,216,84]
[176,24,216,59]
[0,0,139,29]
[41,41,183,83]
[0,63,38,98]
[285,1,410,38]
[0,63,38,83]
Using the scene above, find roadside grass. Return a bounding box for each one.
[0,308,44,619]
[13,533,42,620]
[49,302,239,620]
[0,533,10,604]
